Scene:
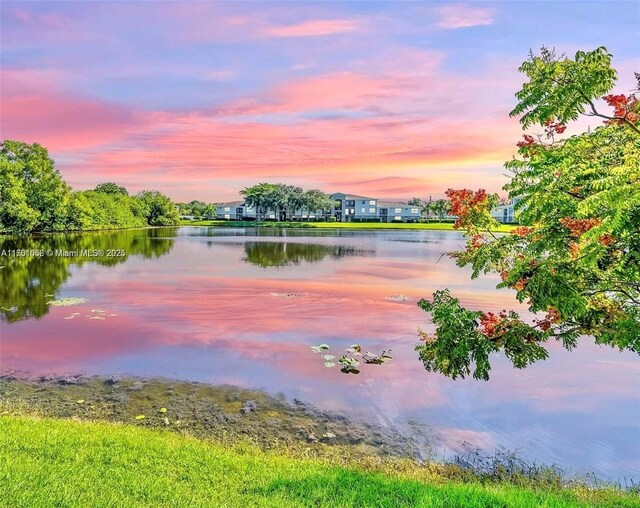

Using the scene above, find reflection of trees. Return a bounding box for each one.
[0,228,175,323]
[243,241,370,268]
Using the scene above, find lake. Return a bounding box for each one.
[1,226,638,481]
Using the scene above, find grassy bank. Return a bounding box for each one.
[1,416,636,508]
[0,375,636,507]
[180,219,516,233]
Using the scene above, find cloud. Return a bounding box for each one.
[262,18,362,38]
[1,69,151,151]
[436,4,493,29]
[0,47,522,201]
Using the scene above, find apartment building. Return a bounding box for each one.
[490,197,521,224]
[376,201,422,222]
[330,193,378,222]
[214,191,424,222]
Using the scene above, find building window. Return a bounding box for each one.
[394,216,401,221]
[361,208,365,213]
[369,200,376,205]
[369,208,375,213]
[224,207,230,212]
[224,214,230,219]
[411,208,419,214]
[362,200,366,204]
[395,208,402,213]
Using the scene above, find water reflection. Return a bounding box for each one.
[243,241,372,268]
[0,229,174,323]
[1,226,638,480]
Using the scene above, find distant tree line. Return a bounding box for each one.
[240,183,335,221]
[175,201,218,219]
[407,197,452,220]
[0,140,180,234]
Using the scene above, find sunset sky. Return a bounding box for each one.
[1,1,638,202]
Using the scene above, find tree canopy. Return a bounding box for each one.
[240,183,334,220]
[417,47,640,380]
[0,141,180,234]
[0,141,70,233]
[94,182,129,196]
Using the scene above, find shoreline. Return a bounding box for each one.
[1,373,637,507]
[0,372,419,457]
[180,219,517,232]
[1,221,516,237]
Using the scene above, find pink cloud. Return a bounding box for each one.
[262,19,362,38]
[1,70,151,151]
[436,4,494,29]
[1,48,524,200]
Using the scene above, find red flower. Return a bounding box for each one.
[568,241,580,258]
[598,234,614,246]
[516,134,537,148]
[512,226,535,237]
[537,319,551,332]
[513,279,527,291]
[543,120,567,137]
[559,217,601,237]
[546,307,561,324]
[470,234,485,250]
[603,93,638,123]
[479,312,502,337]
[446,188,490,229]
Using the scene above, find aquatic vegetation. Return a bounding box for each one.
[312,344,392,374]
[47,297,87,307]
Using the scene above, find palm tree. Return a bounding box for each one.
[241,183,272,221]
[408,197,432,220]
[432,199,451,221]
[302,189,333,221]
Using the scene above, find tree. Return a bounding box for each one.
[302,189,334,219]
[0,140,70,232]
[136,190,180,226]
[241,183,276,221]
[0,154,38,233]
[432,199,451,221]
[94,182,129,196]
[417,47,640,380]
[409,197,440,220]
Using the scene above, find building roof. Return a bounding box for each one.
[330,192,377,200]
[217,201,245,207]
[377,201,412,208]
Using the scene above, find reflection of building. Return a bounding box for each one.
[213,192,423,222]
[490,197,521,224]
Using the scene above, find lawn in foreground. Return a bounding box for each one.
[0,416,635,508]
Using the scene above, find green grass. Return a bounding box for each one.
[0,416,635,508]
[180,219,516,233]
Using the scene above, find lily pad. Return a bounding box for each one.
[159,407,168,413]
[48,297,87,307]
[345,344,362,355]
[311,344,330,353]
[324,361,336,368]
[135,414,145,420]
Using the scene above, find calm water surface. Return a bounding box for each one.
[1,227,638,480]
